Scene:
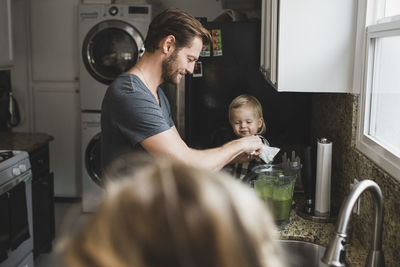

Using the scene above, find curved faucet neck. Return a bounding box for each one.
[335,180,384,251]
[322,179,385,267]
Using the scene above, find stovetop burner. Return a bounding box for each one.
[0,150,14,163]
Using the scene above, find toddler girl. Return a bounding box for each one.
[225,94,267,179]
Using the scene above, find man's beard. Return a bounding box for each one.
[161,50,180,85]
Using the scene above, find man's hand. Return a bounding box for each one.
[232,152,258,163]
[238,135,263,156]
[141,127,264,171]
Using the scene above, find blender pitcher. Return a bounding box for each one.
[244,163,301,225]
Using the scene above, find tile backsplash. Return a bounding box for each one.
[311,93,400,267]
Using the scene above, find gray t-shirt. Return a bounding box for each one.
[101,73,174,170]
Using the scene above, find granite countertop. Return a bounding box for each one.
[0,132,53,153]
[277,194,368,267]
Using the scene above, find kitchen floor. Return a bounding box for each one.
[34,200,89,267]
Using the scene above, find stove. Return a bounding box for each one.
[0,150,31,186]
[0,151,14,162]
[0,150,34,267]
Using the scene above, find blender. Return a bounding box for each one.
[243,163,301,225]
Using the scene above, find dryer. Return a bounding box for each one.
[79,4,152,111]
[81,112,103,212]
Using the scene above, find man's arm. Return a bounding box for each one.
[141,127,262,171]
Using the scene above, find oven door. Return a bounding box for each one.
[82,20,144,85]
[0,170,33,267]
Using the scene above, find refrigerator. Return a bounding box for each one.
[184,20,313,149]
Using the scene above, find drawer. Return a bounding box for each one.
[30,145,50,176]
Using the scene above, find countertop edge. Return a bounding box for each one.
[0,132,54,153]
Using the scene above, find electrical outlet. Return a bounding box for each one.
[350,179,361,215]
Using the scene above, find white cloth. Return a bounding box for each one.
[259,144,280,163]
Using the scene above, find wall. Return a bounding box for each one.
[7,0,31,132]
[311,93,400,267]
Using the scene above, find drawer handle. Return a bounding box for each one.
[38,159,44,164]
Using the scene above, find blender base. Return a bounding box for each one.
[296,205,336,223]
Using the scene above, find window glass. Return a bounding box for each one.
[368,35,400,157]
[356,0,400,180]
[385,0,400,17]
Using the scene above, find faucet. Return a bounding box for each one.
[322,179,385,267]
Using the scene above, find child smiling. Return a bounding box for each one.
[225,94,267,179]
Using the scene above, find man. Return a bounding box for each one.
[101,7,262,171]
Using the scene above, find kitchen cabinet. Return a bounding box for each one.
[30,0,79,81]
[0,0,13,66]
[30,144,55,257]
[260,0,357,92]
[33,85,80,197]
[30,0,81,197]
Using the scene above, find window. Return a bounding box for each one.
[356,0,400,181]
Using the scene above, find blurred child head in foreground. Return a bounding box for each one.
[59,155,285,267]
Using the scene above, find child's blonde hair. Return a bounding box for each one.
[59,155,285,267]
[229,94,266,135]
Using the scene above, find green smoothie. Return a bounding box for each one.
[253,172,296,224]
[271,199,292,222]
[254,177,273,201]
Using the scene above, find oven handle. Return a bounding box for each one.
[0,170,32,195]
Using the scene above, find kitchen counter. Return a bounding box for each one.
[278,198,368,266]
[0,132,54,152]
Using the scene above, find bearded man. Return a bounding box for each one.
[101,8,262,172]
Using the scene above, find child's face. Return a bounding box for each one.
[229,106,263,137]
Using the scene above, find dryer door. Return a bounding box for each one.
[82,20,144,85]
[85,132,103,186]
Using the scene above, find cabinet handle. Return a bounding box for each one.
[38,159,44,164]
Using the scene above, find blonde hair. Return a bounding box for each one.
[229,94,266,135]
[60,155,285,267]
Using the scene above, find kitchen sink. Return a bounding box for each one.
[279,240,328,267]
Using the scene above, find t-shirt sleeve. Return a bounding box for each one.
[111,89,172,146]
[159,89,175,127]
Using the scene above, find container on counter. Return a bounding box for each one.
[244,163,301,225]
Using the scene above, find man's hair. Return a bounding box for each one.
[229,94,267,135]
[144,7,211,53]
[60,155,285,267]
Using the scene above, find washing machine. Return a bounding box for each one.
[81,112,103,212]
[79,4,152,111]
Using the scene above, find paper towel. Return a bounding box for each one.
[255,135,280,163]
[314,138,332,216]
[259,145,280,163]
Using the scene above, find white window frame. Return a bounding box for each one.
[355,0,400,181]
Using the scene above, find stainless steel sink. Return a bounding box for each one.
[279,240,328,267]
